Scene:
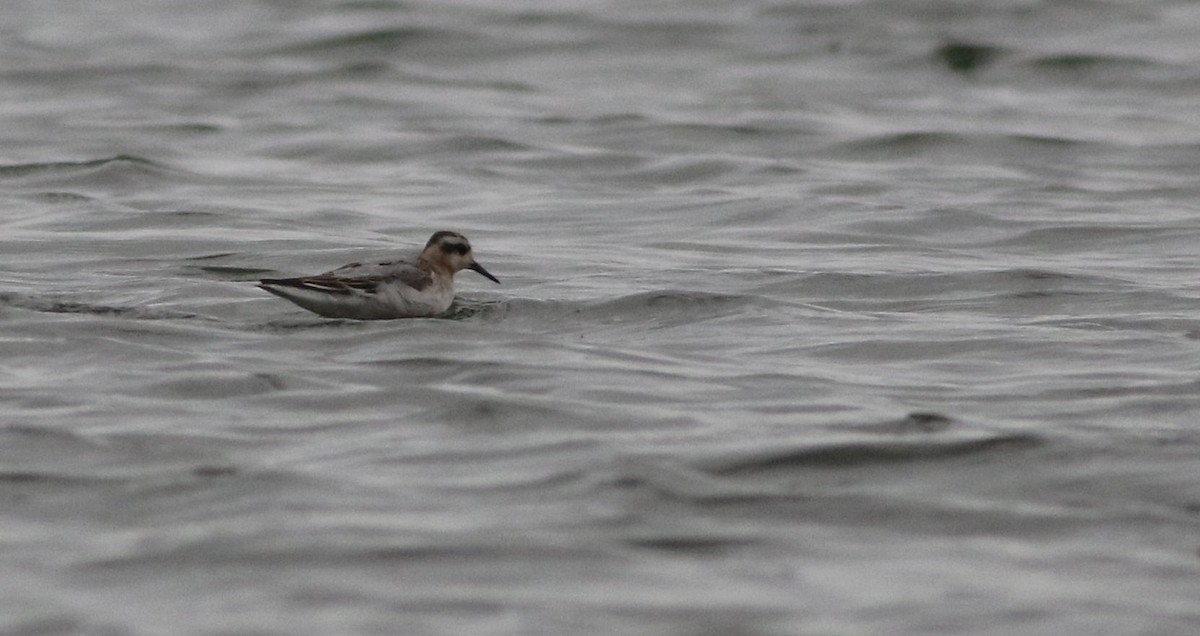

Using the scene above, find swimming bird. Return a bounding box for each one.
[257,231,499,319]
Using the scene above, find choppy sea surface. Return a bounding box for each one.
[2,1,1199,634]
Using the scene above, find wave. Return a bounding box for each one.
[823,130,1088,160]
[0,292,201,320]
[266,26,466,55]
[471,290,783,329]
[708,432,1041,475]
[1027,52,1169,74]
[0,155,156,178]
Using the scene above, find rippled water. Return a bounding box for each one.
[2,1,1200,635]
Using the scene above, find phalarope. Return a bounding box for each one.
[257,231,499,319]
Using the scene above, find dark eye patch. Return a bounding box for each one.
[440,241,470,255]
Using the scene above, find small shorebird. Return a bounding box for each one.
[257,231,499,319]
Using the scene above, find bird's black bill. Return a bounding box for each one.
[468,261,501,284]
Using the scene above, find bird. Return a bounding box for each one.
[257,230,500,319]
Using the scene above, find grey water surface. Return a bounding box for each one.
[2,1,1199,635]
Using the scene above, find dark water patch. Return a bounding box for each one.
[1004,269,1077,282]
[423,134,533,155]
[0,62,184,85]
[421,393,577,430]
[762,268,1116,305]
[27,191,94,203]
[0,293,198,320]
[185,253,238,261]
[611,457,796,505]
[272,26,452,53]
[1027,314,1200,335]
[0,155,155,178]
[515,291,776,330]
[584,16,730,51]
[439,466,589,495]
[993,224,1173,251]
[100,120,226,136]
[478,292,805,338]
[256,317,374,331]
[363,355,483,371]
[351,67,537,92]
[710,433,1042,475]
[824,131,1089,161]
[334,0,410,10]
[570,112,649,126]
[934,41,1004,73]
[285,133,537,165]
[328,59,394,76]
[623,533,758,555]
[1005,50,1200,90]
[629,119,821,144]
[532,112,646,126]
[832,207,1026,248]
[0,427,251,492]
[502,154,750,187]
[78,532,613,572]
[266,26,508,63]
[0,470,109,486]
[616,290,758,312]
[1026,377,1200,402]
[857,411,957,435]
[183,253,281,279]
[0,155,192,194]
[1027,53,1166,76]
[615,156,753,186]
[161,209,223,219]
[564,121,819,173]
[0,424,90,443]
[151,121,223,134]
[142,372,287,400]
[0,616,86,636]
[192,465,239,478]
[483,149,648,180]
